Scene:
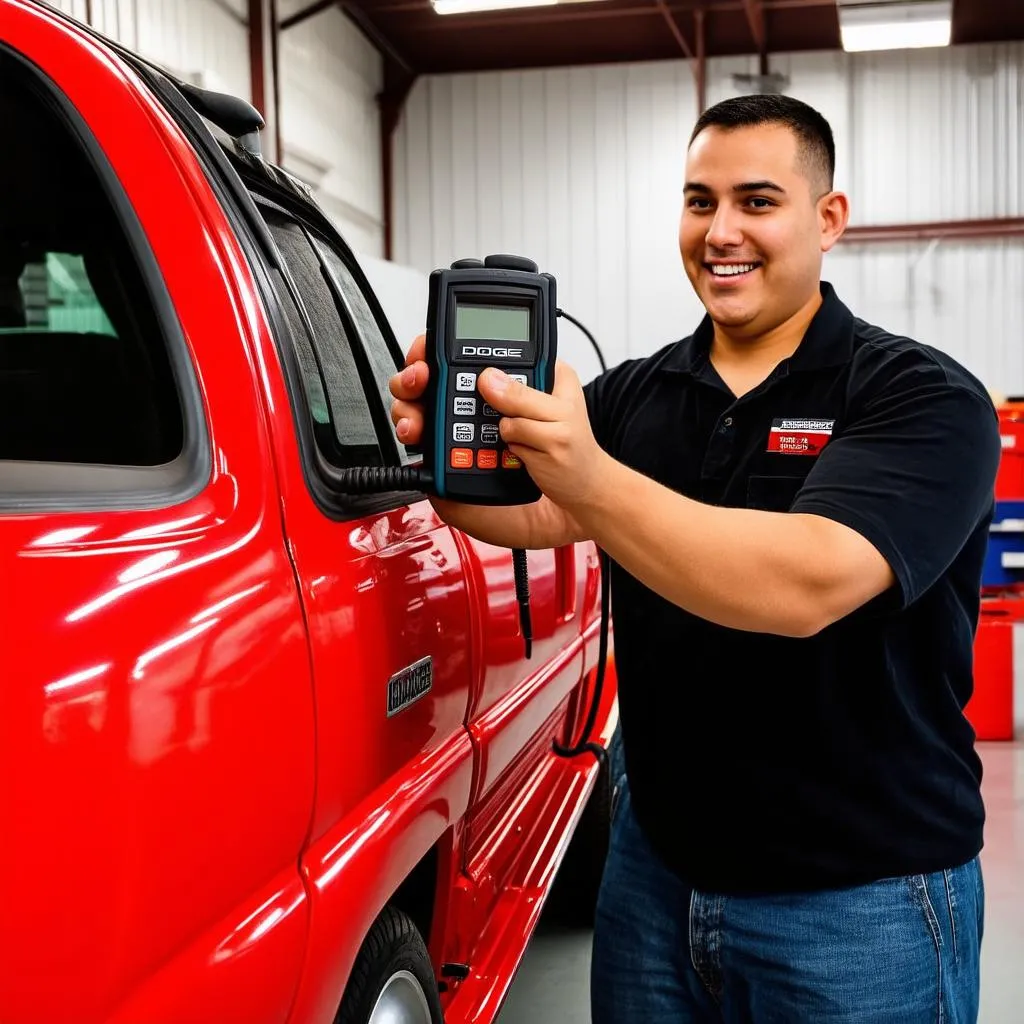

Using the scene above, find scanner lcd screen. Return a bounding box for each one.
[455,303,530,344]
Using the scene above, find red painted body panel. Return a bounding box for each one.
[104,873,310,1024]
[0,6,315,1022]
[443,647,618,1023]
[0,4,618,1022]
[288,732,475,1024]
[459,542,583,808]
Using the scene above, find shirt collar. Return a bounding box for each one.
[660,282,855,377]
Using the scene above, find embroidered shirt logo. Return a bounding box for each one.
[767,418,835,455]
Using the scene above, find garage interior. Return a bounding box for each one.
[36,0,1024,1019]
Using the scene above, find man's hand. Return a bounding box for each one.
[477,362,611,512]
[387,337,608,514]
[388,334,430,446]
[387,337,588,551]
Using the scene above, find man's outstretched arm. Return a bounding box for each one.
[479,362,895,638]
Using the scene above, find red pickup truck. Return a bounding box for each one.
[0,4,618,1022]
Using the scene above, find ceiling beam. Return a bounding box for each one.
[745,0,774,75]
[652,1,708,118]
[380,57,418,259]
[279,0,335,30]
[270,0,282,163]
[695,6,706,112]
[742,0,766,52]
[744,0,771,73]
[249,0,266,115]
[655,0,694,59]
[840,218,1024,244]
[280,0,415,74]
[341,0,416,72]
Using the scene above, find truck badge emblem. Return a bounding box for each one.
[387,656,433,717]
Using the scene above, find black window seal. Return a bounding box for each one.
[0,43,209,513]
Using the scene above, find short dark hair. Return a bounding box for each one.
[689,94,835,192]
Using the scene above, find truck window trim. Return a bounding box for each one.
[0,45,210,513]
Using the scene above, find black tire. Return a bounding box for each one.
[549,725,624,926]
[336,906,443,1024]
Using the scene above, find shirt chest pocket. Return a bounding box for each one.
[746,474,806,512]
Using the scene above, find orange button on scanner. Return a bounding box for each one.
[501,450,522,469]
[477,449,498,469]
[451,448,474,469]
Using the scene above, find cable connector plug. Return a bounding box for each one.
[512,547,533,659]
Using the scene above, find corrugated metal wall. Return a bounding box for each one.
[278,1,384,257]
[48,0,384,257]
[393,43,1024,391]
[51,0,251,99]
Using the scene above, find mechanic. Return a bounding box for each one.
[390,94,999,1022]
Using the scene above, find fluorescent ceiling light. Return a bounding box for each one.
[838,1,951,53]
[432,0,556,14]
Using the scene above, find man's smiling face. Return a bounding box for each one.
[679,122,833,338]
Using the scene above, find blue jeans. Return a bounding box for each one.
[591,783,984,1023]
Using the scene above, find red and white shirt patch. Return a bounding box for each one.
[767,418,835,455]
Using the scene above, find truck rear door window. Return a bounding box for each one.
[255,198,386,470]
[309,239,413,465]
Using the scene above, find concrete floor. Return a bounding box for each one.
[498,740,1024,1024]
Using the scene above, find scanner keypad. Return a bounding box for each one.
[449,368,532,472]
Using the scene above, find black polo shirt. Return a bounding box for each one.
[584,282,1001,894]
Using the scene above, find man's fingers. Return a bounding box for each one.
[389,336,429,399]
[389,359,430,400]
[392,353,578,450]
[406,334,427,366]
[478,367,561,421]
[391,401,424,444]
[391,398,423,426]
[500,417,566,453]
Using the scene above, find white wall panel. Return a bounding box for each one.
[51,0,86,19]
[278,4,384,257]
[394,43,1024,391]
[824,240,1024,395]
[97,0,250,99]
[51,0,249,98]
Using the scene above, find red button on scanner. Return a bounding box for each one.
[478,449,498,469]
[501,450,522,469]
[451,448,474,469]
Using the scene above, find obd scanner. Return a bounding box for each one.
[423,254,557,506]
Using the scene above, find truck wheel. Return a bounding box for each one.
[549,725,624,927]
[336,906,443,1024]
